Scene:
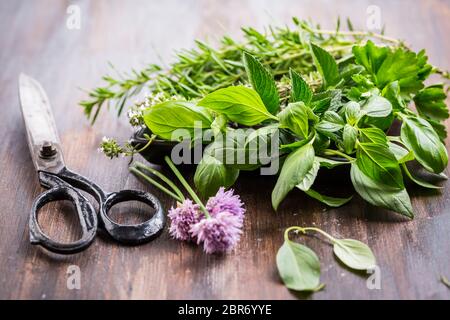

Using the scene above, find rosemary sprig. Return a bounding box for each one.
[81,17,411,124]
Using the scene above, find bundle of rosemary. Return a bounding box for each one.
[85,18,449,217]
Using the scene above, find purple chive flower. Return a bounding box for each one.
[206,187,245,222]
[168,199,201,241]
[190,211,243,254]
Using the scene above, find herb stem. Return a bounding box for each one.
[323,149,355,162]
[303,27,402,45]
[164,156,210,218]
[133,162,185,201]
[284,226,337,243]
[129,167,183,202]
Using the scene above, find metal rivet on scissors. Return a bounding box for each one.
[18,74,165,254]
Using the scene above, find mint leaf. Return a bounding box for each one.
[311,43,341,88]
[400,114,448,173]
[243,52,280,115]
[290,69,313,104]
[350,163,413,218]
[198,86,277,126]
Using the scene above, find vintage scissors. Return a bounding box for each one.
[19,74,165,254]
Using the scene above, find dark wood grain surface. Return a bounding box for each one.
[1,0,449,300]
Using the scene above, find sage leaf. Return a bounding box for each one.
[350,163,413,218]
[290,69,312,104]
[143,101,213,141]
[304,188,353,207]
[343,124,358,154]
[278,102,309,139]
[356,141,404,189]
[333,239,376,270]
[311,43,340,88]
[362,95,392,117]
[243,52,280,115]
[400,114,448,173]
[272,144,315,210]
[296,159,320,191]
[194,153,240,198]
[198,86,276,126]
[276,240,322,291]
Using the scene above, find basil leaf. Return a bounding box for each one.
[343,124,358,154]
[304,188,352,207]
[388,142,414,163]
[401,163,442,189]
[243,52,280,115]
[311,43,340,88]
[143,101,213,141]
[400,115,448,173]
[276,240,322,291]
[278,102,309,139]
[333,239,376,270]
[198,86,276,126]
[350,163,413,218]
[296,159,320,191]
[356,142,404,189]
[316,156,350,169]
[362,95,392,117]
[344,101,362,125]
[359,127,388,145]
[194,153,240,198]
[315,111,345,135]
[290,69,312,104]
[272,144,315,210]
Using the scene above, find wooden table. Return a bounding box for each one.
[1,0,449,300]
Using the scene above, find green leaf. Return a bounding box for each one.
[400,115,448,173]
[272,144,315,210]
[362,95,392,118]
[304,188,352,207]
[350,163,413,218]
[296,159,320,191]
[198,86,276,126]
[333,239,376,270]
[276,240,322,291]
[311,43,340,88]
[290,69,313,104]
[343,124,358,153]
[194,153,240,198]
[359,127,388,145]
[401,163,442,189]
[356,142,404,189]
[316,156,350,169]
[352,40,389,76]
[344,101,362,125]
[414,84,449,121]
[388,142,414,163]
[243,52,280,114]
[315,111,345,136]
[143,101,212,141]
[382,81,405,111]
[278,102,309,139]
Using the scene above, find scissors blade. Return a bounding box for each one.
[19,73,65,173]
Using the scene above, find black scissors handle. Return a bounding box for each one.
[30,167,165,254]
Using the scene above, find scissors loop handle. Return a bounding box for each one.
[29,178,98,254]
